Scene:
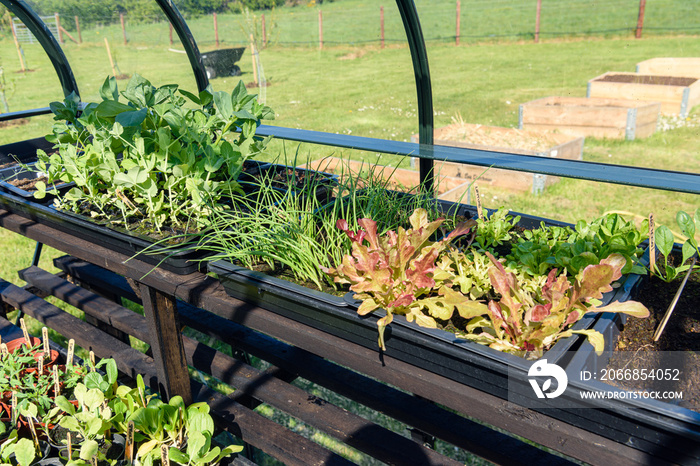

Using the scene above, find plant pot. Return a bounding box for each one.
[5,337,60,369]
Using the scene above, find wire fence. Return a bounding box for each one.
[10,1,700,49]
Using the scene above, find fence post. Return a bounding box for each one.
[380,6,385,49]
[455,0,461,46]
[262,14,267,48]
[120,13,127,45]
[214,13,219,49]
[169,23,173,46]
[535,0,542,43]
[10,20,26,71]
[636,0,646,39]
[75,16,82,43]
[54,13,63,44]
[318,10,323,50]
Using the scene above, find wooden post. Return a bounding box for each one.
[169,23,173,46]
[455,0,461,46]
[120,13,127,45]
[213,13,219,49]
[139,283,192,404]
[636,0,646,39]
[380,6,385,49]
[10,20,26,71]
[262,14,267,48]
[250,34,258,85]
[535,0,542,43]
[54,13,63,44]
[318,10,323,50]
[104,38,118,78]
[75,16,82,44]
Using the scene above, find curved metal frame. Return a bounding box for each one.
[1,0,698,195]
[0,0,79,99]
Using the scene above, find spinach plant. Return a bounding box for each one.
[37,74,274,235]
[652,208,700,282]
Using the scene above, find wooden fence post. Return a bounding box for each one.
[75,16,82,43]
[535,0,542,43]
[214,13,219,49]
[120,13,127,45]
[455,0,461,46]
[380,6,385,49]
[54,13,63,44]
[318,10,323,50]
[262,13,267,48]
[10,20,26,71]
[636,0,646,39]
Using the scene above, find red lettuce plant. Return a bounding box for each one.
[321,209,476,350]
[456,252,650,358]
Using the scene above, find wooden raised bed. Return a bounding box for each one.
[519,96,660,140]
[411,123,583,193]
[301,157,472,202]
[636,57,700,78]
[587,71,700,117]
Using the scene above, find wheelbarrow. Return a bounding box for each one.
[200,47,246,79]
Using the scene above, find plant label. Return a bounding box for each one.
[649,213,656,273]
[89,350,96,370]
[67,339,75,367]
[475,185,483,220]
[53,365,60,396]
[0,343,7,357]
[91,456,98,466]
[161,444,170,466]
[126,421,135,463]
[11,391,17,425]
[27,415,40,448]
[67,432,72,459]
[42,327,50,360]
[38,354,43,374]
[20,317,30,345]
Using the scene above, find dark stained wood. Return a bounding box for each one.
[0,209,685,466]
[139,283,191,404]
[19,266,142,343]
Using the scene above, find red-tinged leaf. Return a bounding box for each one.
[578,263,615,300]
[358,218,379,249]
[564,310,580,326]
[599,253,625,282]
[445,219,477,240]
[336,218,348,232]
[527,303,551,323]
[407,247,440,288]
[488,300,504,322]
[389,293,415,309]
[409,208,431,230]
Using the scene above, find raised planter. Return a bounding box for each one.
[0,163,73,201]
[300,157,471,203]
[636,57,700,78]
[411,123,584,193]
[209,199,642,400]
[587,71,700,117]
[519,96,660,140]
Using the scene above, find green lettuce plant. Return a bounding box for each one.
[36,74,274,234]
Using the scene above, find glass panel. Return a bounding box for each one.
[0,6,64,145]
